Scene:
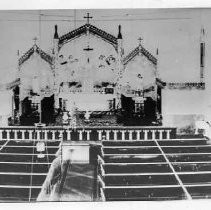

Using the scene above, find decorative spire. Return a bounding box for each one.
[200,26,205,43]
[155,47,159,77]
[117,25,122,39]
[54,25,59,39]
[201,27,205,36]
[200,26,205,82]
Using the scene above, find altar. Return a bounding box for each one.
[59,92,115,112]
[6,13,165,127]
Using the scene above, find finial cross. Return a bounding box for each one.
[33,37,38,45]
[138,37,143,42]
[84,12,93,24]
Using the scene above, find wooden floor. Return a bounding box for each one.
[99,138,211,201]
[0,140,60,202]
[1,137,211,201]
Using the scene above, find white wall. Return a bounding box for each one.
[162,89,206,133]
[162,89,206,115]
[0,90,13,126]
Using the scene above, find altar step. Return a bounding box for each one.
[98,138,211,201]
[0,140,60,202]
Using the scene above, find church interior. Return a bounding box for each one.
[0,9,211,202]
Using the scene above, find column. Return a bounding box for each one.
[85,130,91,141]
[151,130,156,140]
[121,130,126,140]
[143,130,149,140]
[128,130,133,140]
[166,130,171,139]
[113,130,118,140]
[105,130,110,140]
[97,130,103,141]
[0,130,2,140]
[78,130,83,141]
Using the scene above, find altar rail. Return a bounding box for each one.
[0,126,176,141]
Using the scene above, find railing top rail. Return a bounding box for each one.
[0,126,176,130]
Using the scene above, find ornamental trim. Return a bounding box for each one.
[18,45,53,66]
[123,46,157,66]
[59,23,118,48]
[166,82,205,90]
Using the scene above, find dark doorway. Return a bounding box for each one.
[20,97,39,125]
[13,86,20,111]
[144,97,156,124]
[41,95,55,125]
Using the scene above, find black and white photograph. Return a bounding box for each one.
[0,1,211,207]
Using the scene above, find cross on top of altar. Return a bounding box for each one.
[83,45,93,51]
[84,12,93,24]
[83,43,93,63]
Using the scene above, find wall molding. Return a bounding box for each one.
[166,82,205,90]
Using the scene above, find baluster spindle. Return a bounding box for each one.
[166,130,171,139]
[97,130,103,141]
[85,130,91,141]
[121,130,126,140]
[105,130,110,140]
[78,130,83,141]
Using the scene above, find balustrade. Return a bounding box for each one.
[0,126,176,141]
